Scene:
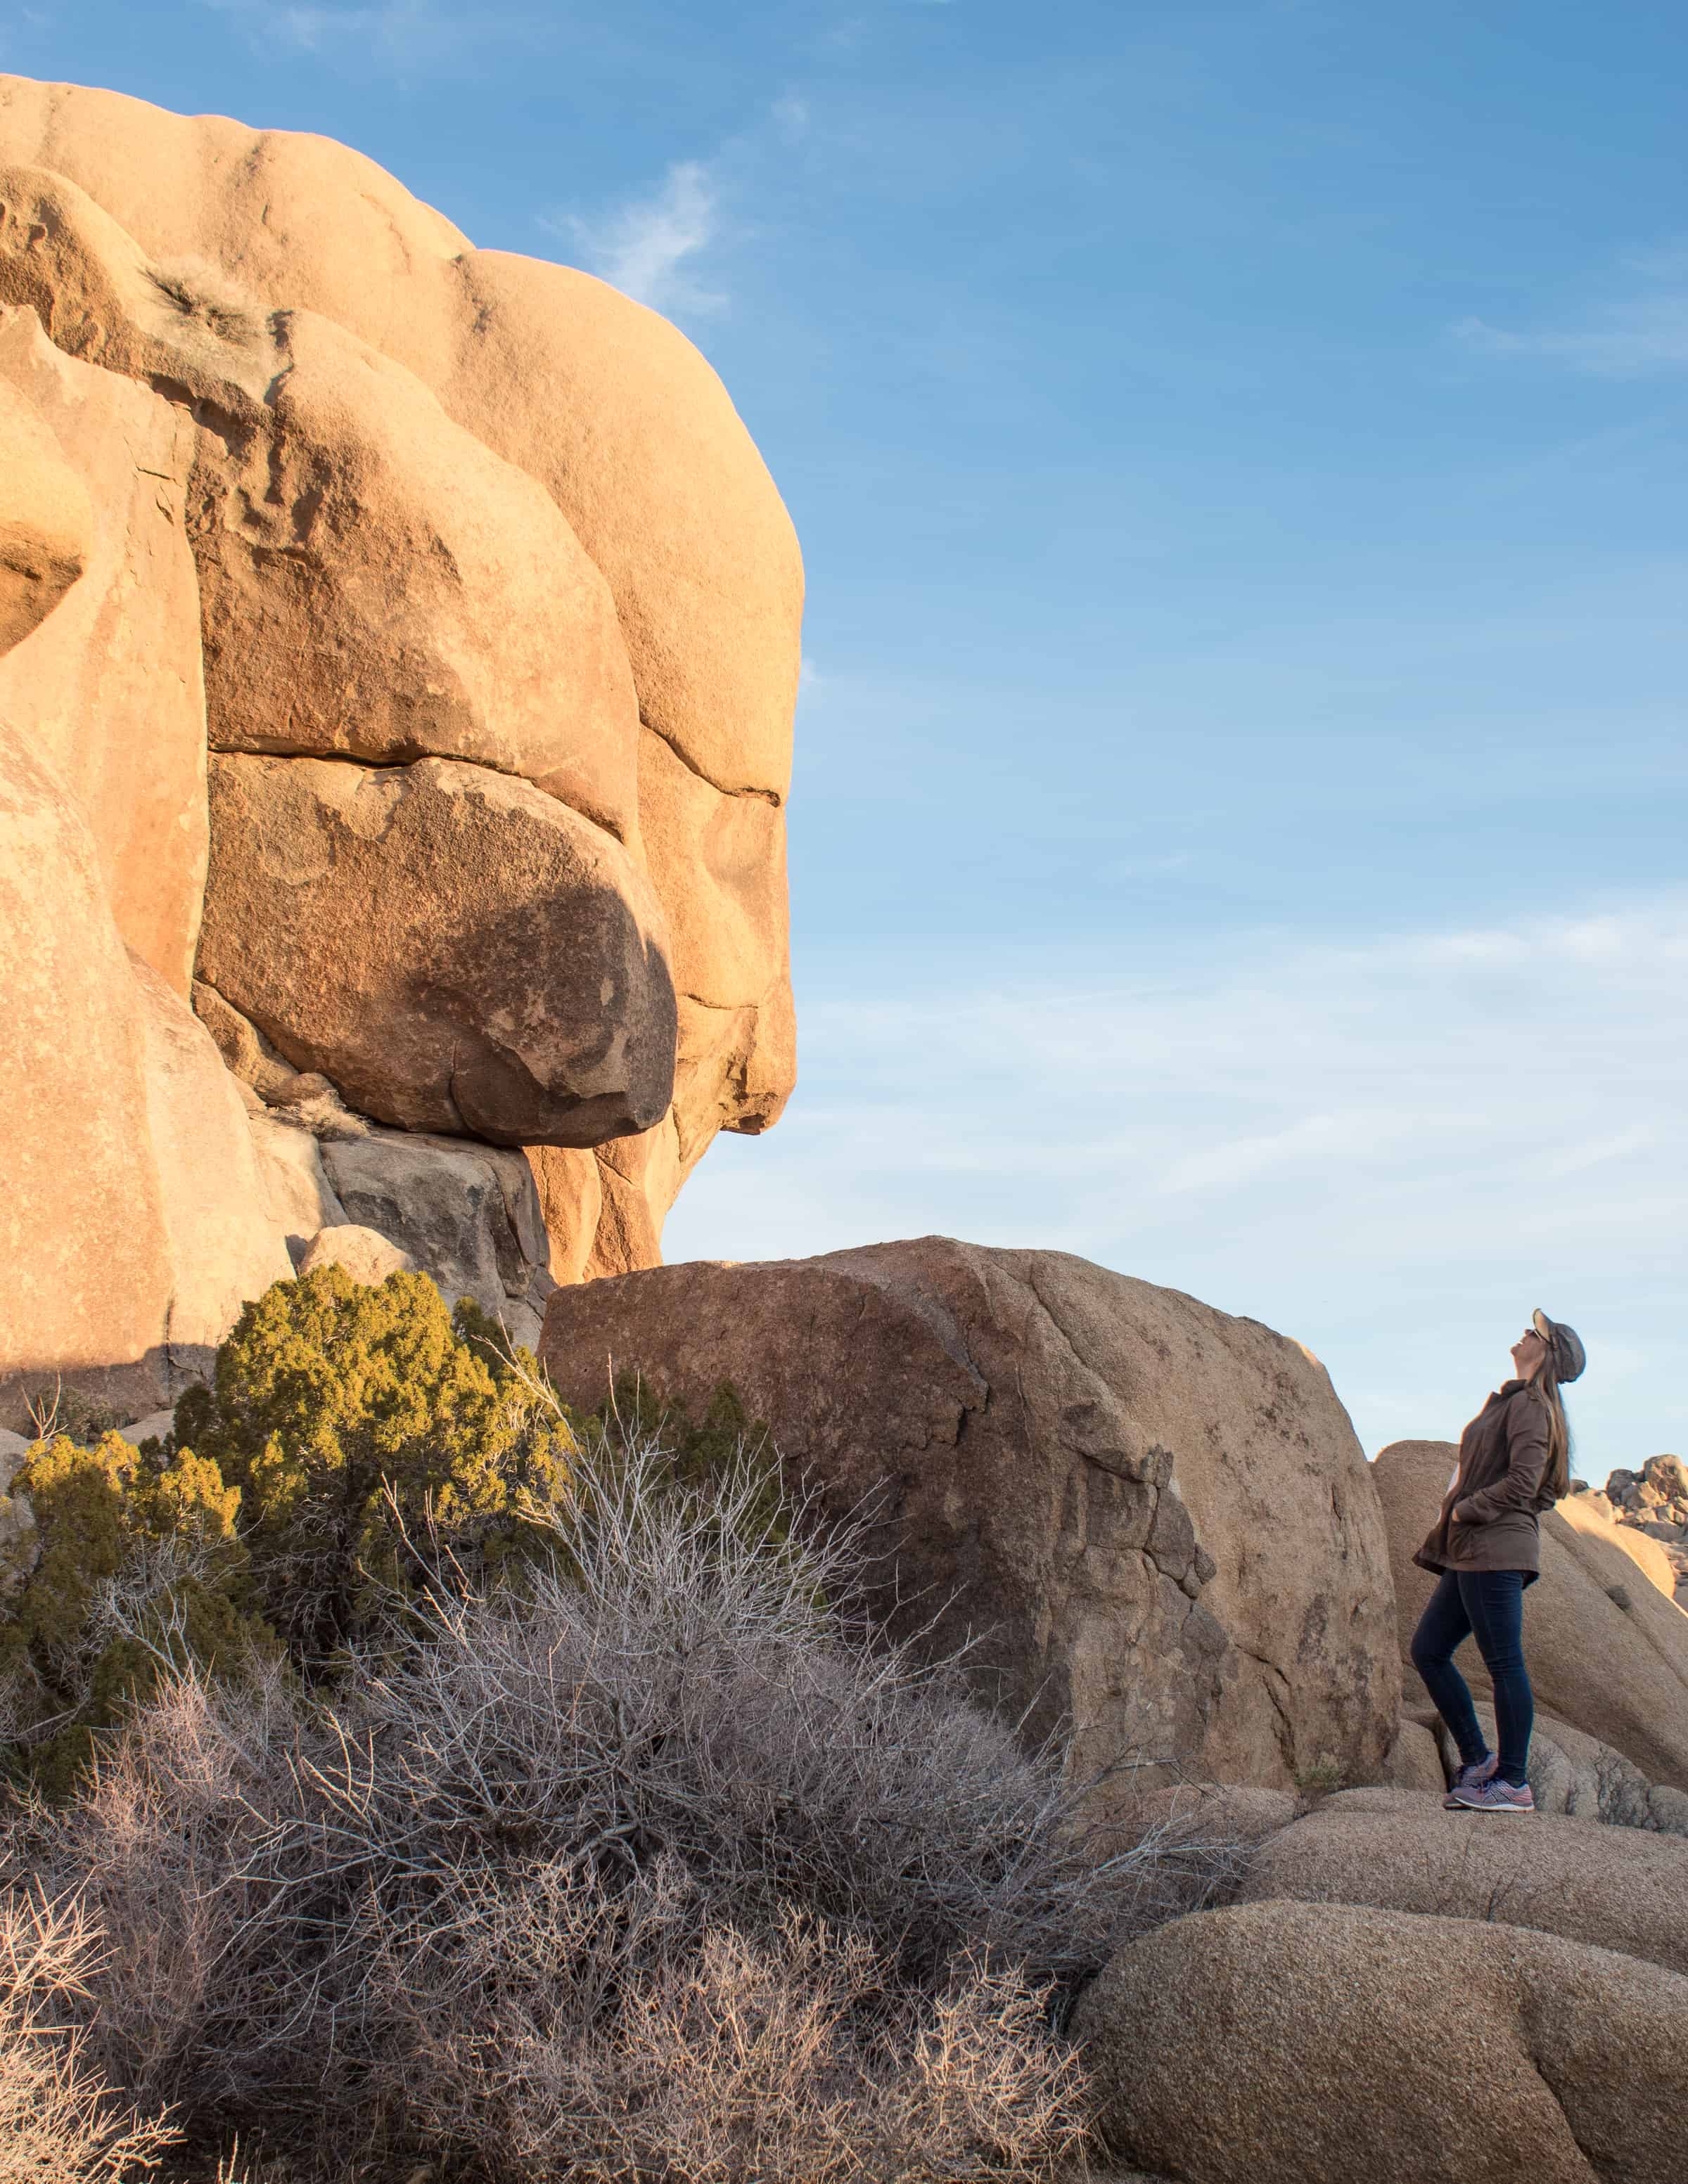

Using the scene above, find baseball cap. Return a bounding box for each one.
[1532,1308,1587,1384]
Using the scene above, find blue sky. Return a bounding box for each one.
[10,2,1684,1467]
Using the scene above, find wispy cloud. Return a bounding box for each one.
[1454,241,1688,376]
[666,893,1688,1464]
[201,0,528,68]
[544,160,724,317]
[772,94,812,145]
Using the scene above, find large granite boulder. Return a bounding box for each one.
[0,72,801,1408]
[0,722,291,1429]
[1374,1439,1688,1791]
[1238,1784,1688,1972]
[198,753,677,1147]
[0,77,800,1264]
[539,1239,1401,1794]
[0,304,205,994]
[0,719,175,1427]
[129,954,295,1385]
[188,304,640,844]
[0,366,90,650]
[0,75,801,800]
[1078,1899,1688,2184]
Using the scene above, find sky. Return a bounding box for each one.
[8,1,1684,1470]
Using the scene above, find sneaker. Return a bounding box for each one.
[1447,1776,1535,1813]
[1441,1752,1499,1809]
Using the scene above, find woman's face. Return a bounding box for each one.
[1510,1327,1549,1380]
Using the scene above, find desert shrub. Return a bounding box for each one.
[20,1425,1232,2180]
[0,1886,174,2182]
[167,1266,576,1662]
[0,1432,266,1800]
[22,1382,127,1447]
[383,1868,1089,2183]
[0,1274,786,1804]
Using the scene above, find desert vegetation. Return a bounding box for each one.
[0,1269,1237,2183]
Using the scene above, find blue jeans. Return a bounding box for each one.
[1409,1569,1533,1785]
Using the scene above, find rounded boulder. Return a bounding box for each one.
[1076,1898,1688,2184]
[1237,1786,1688,1976]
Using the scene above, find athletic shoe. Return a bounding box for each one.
[1446,1776,1535,1813]
[1441,1752,1500,1809]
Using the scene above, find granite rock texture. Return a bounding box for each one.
[539,1239,1402,1796]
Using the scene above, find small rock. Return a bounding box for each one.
[118,1410,177,1448]
[298,1226,419,1287]
[1644,1454,1688,1502]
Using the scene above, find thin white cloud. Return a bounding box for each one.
[1454,240,1688,376]
[201,0,521,67]
[546,160,725,317]
[772,94,812,144]
[665,893,1688,1466]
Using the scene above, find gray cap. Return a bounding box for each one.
[1533,1308,1587,1384]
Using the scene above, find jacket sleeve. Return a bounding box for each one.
[1456,1393,1550,1522]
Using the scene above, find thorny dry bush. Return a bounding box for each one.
[0,1888,174,2184]
[6,1415,1243,2182]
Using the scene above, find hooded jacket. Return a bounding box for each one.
[1412,1379,1558,1580]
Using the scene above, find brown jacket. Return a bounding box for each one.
[1413,1379,1556,1579]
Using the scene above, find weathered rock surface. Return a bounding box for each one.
[0,1426,37,1581]
[1239,1785,1688,1972]
[0,76,803,797]
[1111,1782,1298,1853]
[0,720,177,1428]
[245,1108,348,1265]
[0,367,90,651]
[1597,1458,1688,1603]
[117,1411,177,1448]
[1077,1898,1688,2184]
[297,1226,418,1287]
[1374,1439,1688,1791]
[1381,1715,1446,1794]
[540,1240,1401,1794]
[0,303,206,994]
[189,305,641,843]
[1561,1482,1680,1598]
[317,1129,554,1344]
[130,955,295,1384]
[0,78,800,1260]
[0,726,286,1427]
[198,753,677,1148]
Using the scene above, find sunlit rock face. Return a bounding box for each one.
[539,1238,1404,1800]
[0,76,800,1424]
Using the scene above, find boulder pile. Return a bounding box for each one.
[1593,1456,1688,1603]
[0,75,800,1427]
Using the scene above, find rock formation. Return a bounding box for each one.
[1372,1439,1688,1793]
[0,76,799,1425]
[1077,1894,1688,2184]
[1237,1783,1688,1966]
[538,1238,1402,1796]
[1594,1456,1688,1603]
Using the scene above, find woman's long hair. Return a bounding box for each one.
[1531,1359,1573,1501]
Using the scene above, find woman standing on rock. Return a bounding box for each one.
[1408,1309,1586,1814]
